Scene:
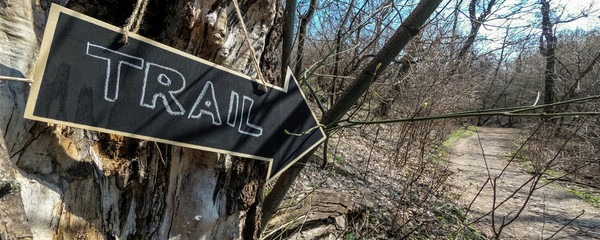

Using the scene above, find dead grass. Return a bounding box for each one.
[264,121,484,239]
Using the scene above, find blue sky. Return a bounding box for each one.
[467,0,600,56]
[556,0,600,30]
[481,0,600,42]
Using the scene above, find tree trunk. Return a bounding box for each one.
[293,0,317,76]
[0,0,277,239]
[540,0,556,109]
[450,0,496,78]
[0,130,33,239]
[280,0,296,84]
[456,0,496,61]
[0,1,37,238]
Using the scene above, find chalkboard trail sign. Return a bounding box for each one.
[25,4,326,181]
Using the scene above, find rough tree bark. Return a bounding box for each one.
[280,0,296,84]
[0,0,277,239]
[0,131,32,239]
[0,1,37,238]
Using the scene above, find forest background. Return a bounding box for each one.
[1,0,600,239]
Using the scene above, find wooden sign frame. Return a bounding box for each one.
[25,4,326,182]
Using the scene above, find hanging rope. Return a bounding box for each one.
[122,0,149,44]
[231,0,268,92]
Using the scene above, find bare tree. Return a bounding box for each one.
[457,0,498,61]
[261,0,444,230]
[540,0,557,109]
[294,0,318,76]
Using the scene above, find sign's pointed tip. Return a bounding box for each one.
[281,67,296,93]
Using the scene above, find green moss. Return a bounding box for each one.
[430,127,475,164]
[346,232,358,240]
[442,128,475,148]
[566,189,600,208]
[544,169,564,178]
[327,152,345,166]
[432,203,483,240]
[507,151,528,162]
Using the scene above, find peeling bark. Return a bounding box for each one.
[1,0,276,239]
[263,189,353,240]
[0,130,33,240]
[166,0,276,78]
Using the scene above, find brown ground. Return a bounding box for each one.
[448,127,600,239]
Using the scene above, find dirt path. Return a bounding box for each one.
[448,127,600,239]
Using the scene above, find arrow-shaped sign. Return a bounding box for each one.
[24,5,326,181]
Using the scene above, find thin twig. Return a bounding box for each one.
[0,76,33,83]
[363,125,381,182]
[329,112,600,131]
[329,95,600,130]
[545,210,585,240]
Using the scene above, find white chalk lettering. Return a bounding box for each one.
[140,63,187,115]
[188,81,222,126]
[227,91,239,127]
[86,42,144,102]
[239,96,262,137]
[85,43,265,137]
